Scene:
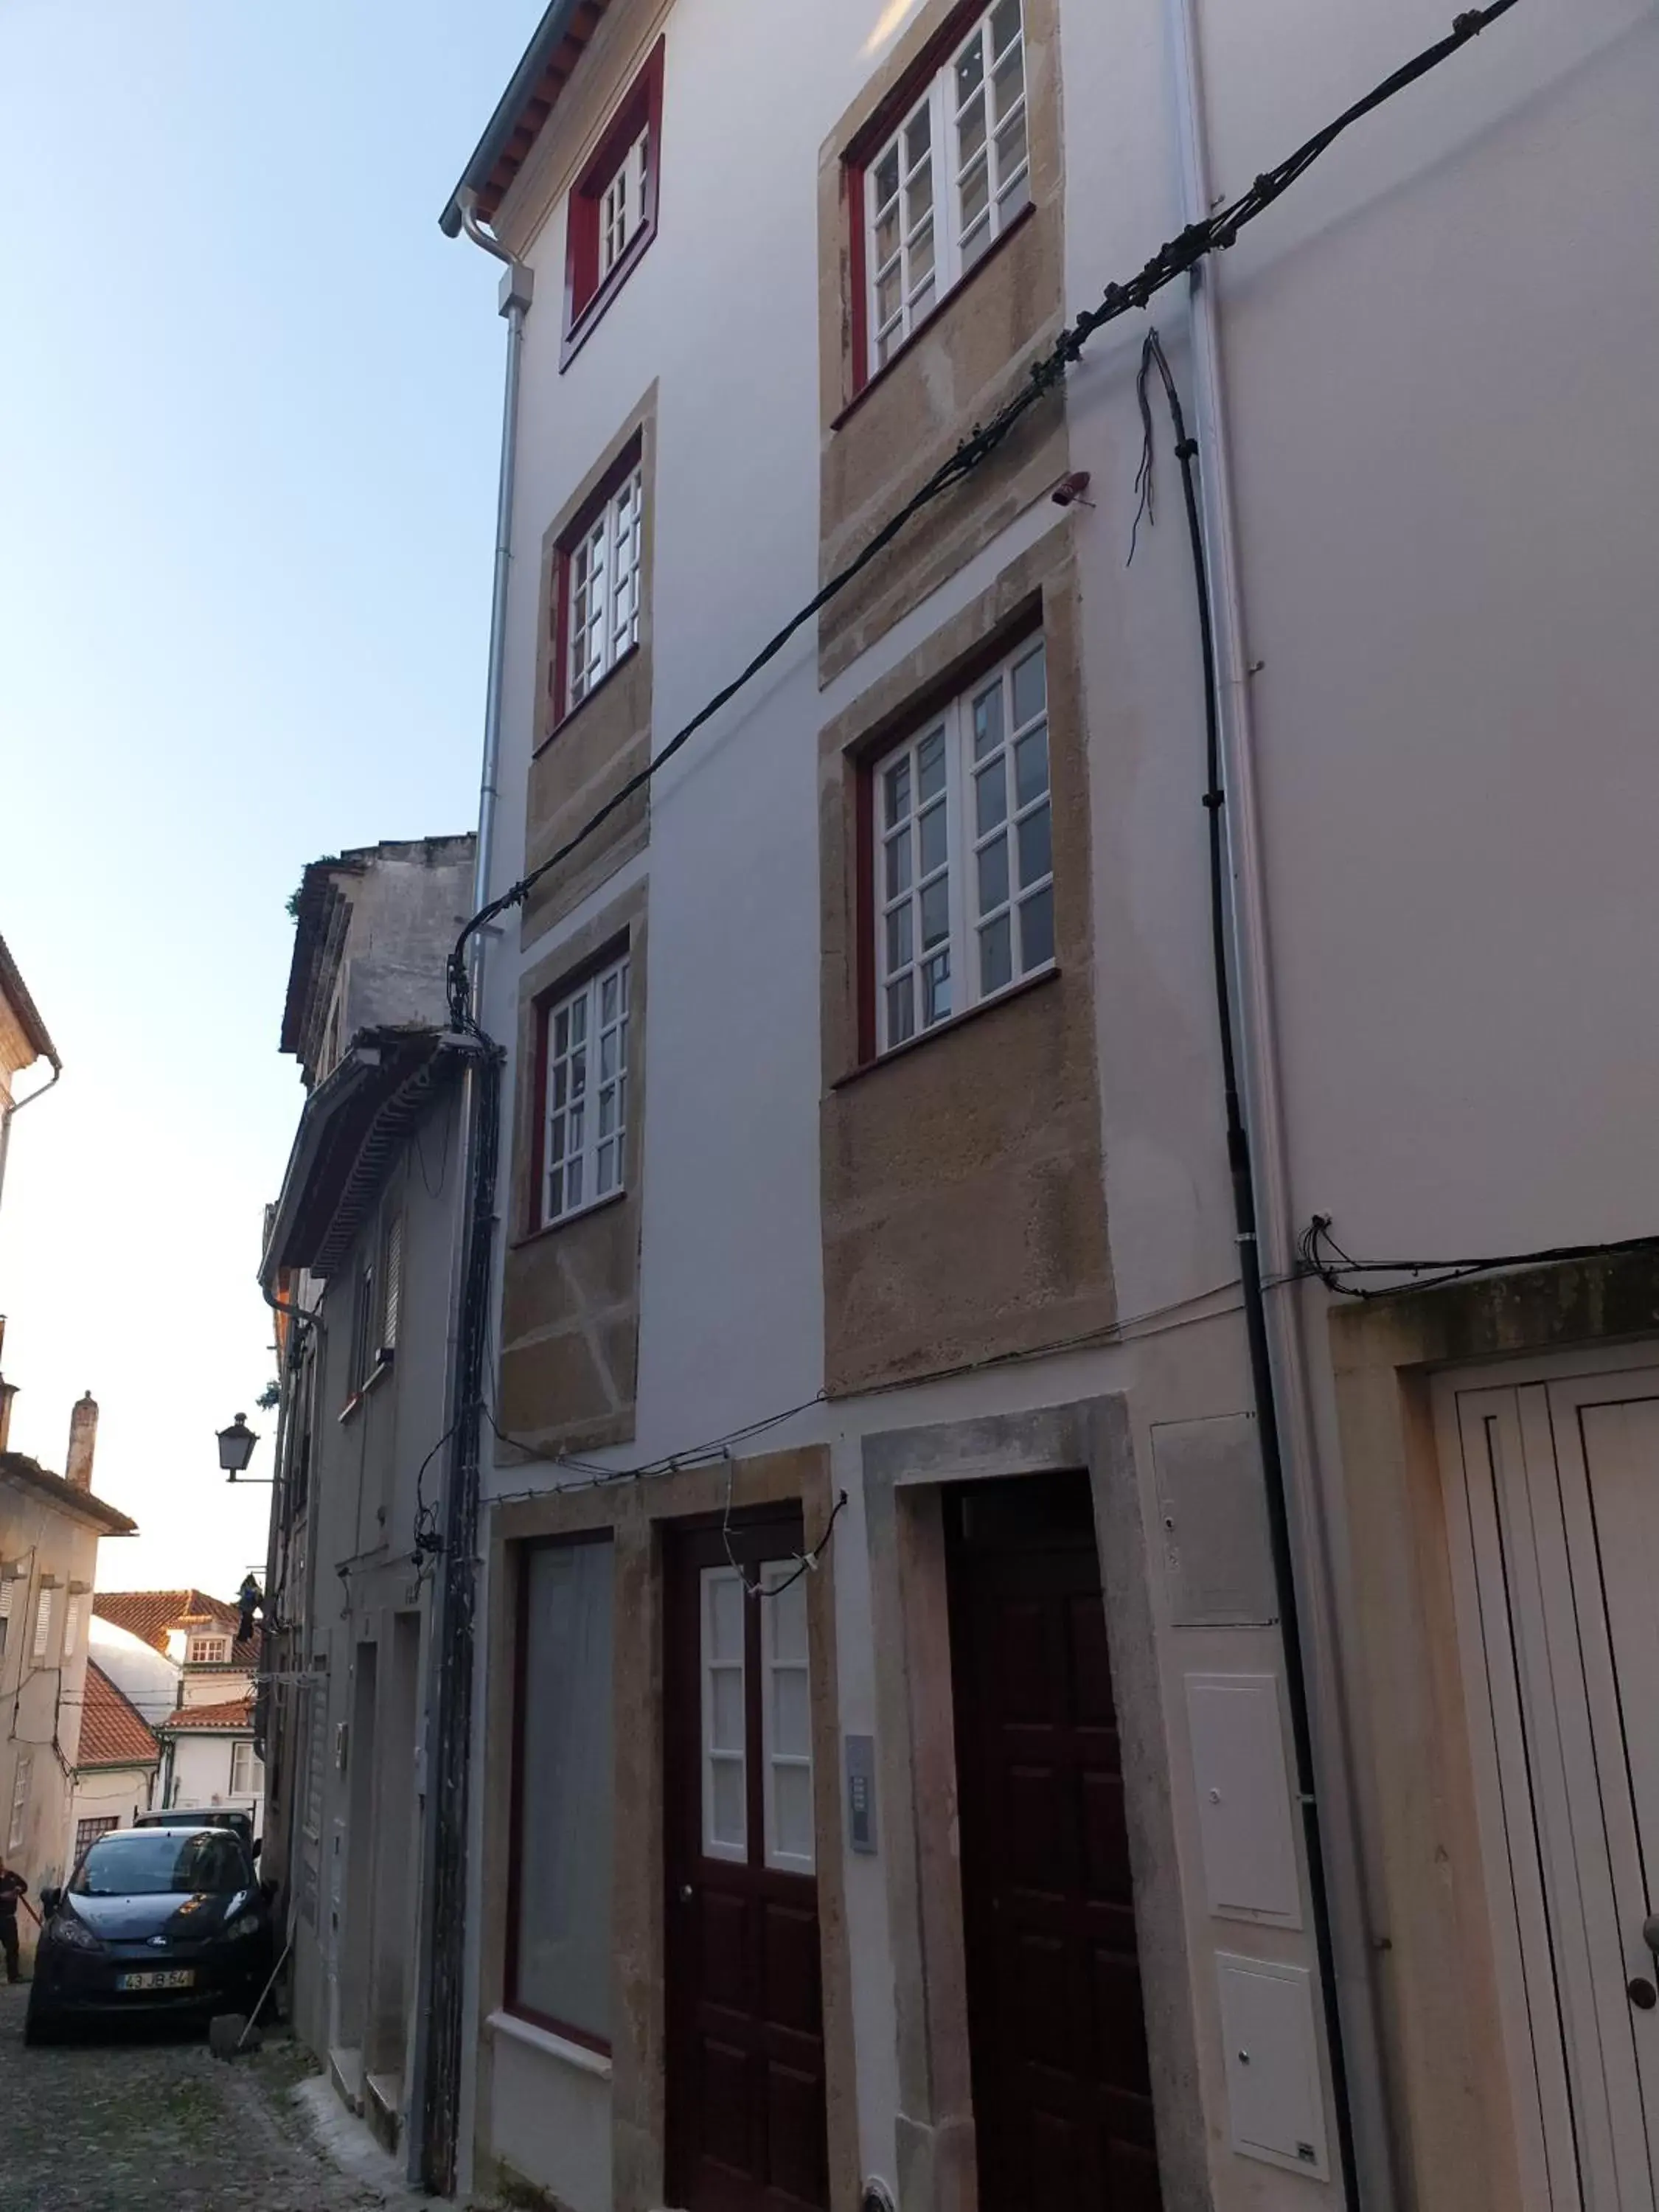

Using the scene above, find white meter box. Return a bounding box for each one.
[1217,1952,1329,2180]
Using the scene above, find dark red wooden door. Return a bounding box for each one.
[665,1512,829,2212]
[947,1474,1163,2212]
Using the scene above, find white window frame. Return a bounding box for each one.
[600,128,650,281]
[872,635,1054,1055]
[566,463,644,711]
[188,1634,231,1666]
[229,1739,259,1797]
[759,1563,815,1876]
[539,953,630,1228]
[700,1568,748,1865]
[31,1588,52,1666]
[863,0,1030,375]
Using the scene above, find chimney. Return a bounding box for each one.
[66,1392,97,1490]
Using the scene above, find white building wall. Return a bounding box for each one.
[69,1763,154,1849]
[165,1733,262,1836]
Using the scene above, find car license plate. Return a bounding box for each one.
[116,1969,194,1991]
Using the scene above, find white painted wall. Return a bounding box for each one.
[164,1733,262,1837]
[460,0,1659,2205]
[69,1763,154,1850]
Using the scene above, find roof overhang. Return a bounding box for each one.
[440,0,615,237]
[261,1026,475,1284]
[0,1455,136,1537]
[0,933,58,1070]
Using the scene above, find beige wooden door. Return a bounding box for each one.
[1440,1359,1659,2210]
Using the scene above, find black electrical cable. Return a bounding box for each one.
[1299,1214,1659,1300]
[444,0,1521,1023]
[1135,327,1361,2206]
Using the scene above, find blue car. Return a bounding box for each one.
[25,1824,274,2044]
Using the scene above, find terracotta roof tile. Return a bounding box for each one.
[94,1590,257,1667]
[77,1663,161,1770]
[156,1697,255,1734]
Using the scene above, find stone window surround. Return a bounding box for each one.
[524,386,658,950]
[1325,1251,1659,2212]
[475,1447,858,2212]
[497,879,648,1456]
[815,0,1066,684]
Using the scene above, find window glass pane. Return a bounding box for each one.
[923,950,953,1025]
[959,97,987,165]
[911,223,936,288]
[973,681,1005,759]
[597,1141,616,1194]
[773,1763,813,1865]
[1018,801,1051,888]
[917,726,947,802]
[955,32,986,103]
[993,45,1025,122]
[883,758,911,828]
[960,156,990,234]
[885,826,911,898]
[566,1153,585,1208]
[710,1666,744,1753]
[876,204,900,267]
[1019,883,1055,971]
[977,834,1009,917]
[905,105,931,165]
[874,147,900,208]
[886,905,914,973]
[886,973,916,1044]
[1014,724,1049,807]
[514,1543,614,2042]
[975,756,1007,836]
[708,1571,743,1665]
[710,1759,746,1855]
[877,264,903,330]
[920,874,950,950]
[995,111,1027,183]
[773,1669,811,1759]
[979,912,1013,995]
[905,164,933,233]
[919,799,947,878]
[992,0,1023,55]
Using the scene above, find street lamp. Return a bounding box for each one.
[216,1413,261,1481]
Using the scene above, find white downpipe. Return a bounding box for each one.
[1163,3,1397,2202]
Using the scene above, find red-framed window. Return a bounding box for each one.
[528,947,630,1234]
[562,38,667,369]
[858,630,1053,1060]
[506,1534,616,2050]
[845,0,1031,395]
[547,434,645,730]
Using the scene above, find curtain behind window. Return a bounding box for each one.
[514,1540,615,2042]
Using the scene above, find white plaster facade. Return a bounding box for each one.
[439,2,1659,2208]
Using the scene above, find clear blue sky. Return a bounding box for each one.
[0,0,540,1593]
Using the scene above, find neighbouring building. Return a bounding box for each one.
[92,1590,263,1835]
[258,835,476,2152]
[68,1661,161,1859]
[411,1,1659,2210]
[0,929,60,1222]
[0,1382,135,1921]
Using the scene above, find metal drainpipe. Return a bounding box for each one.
[406,193,531,2195]
[1162,2,1397,2202]
[0,1058,61,1228]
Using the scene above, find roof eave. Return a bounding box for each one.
[0,935,59,1069]
[439,0,599,237]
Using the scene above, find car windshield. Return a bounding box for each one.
[71,1831,248,1897]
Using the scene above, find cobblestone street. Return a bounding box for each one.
[0,1980,414,2212]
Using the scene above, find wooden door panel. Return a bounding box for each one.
[948,1473,1162,2212]
[666,1513,830,2212]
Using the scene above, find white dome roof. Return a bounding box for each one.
[88,1616,180,1722]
